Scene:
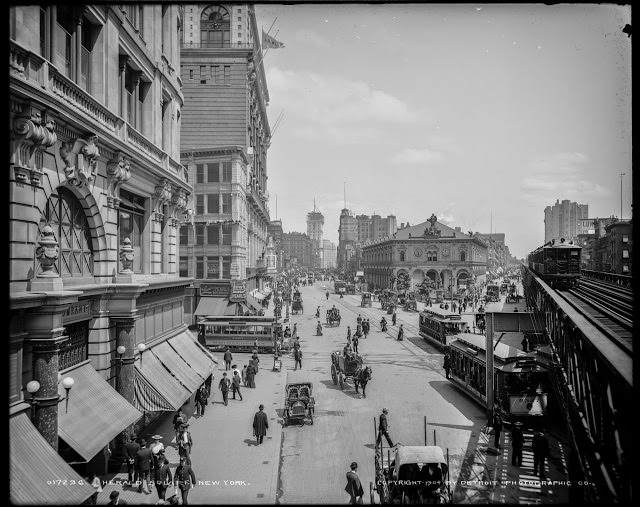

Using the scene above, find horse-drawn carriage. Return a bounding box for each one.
[291,290,303,315]
[403,293,418,312]
[283,372,315,426]
[381,290,398,313]
[326,308,341,327]
[361,292,373,307]
[330,350,372,397]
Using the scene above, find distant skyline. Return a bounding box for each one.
[255,4,631,258]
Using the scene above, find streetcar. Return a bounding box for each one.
[486,284,500,302]
[447,333,550,417]
[198,315,281,353]
[528,238,582,289]
[418,307,469,349]
[334,280,347,294]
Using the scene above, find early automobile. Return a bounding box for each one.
[361,292,373,307]
[283,372,315,426]
[326,307,341,327]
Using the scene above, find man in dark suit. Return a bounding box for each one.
[376,408,394,448]
[155,455,172,501]
[134,438,153,494]
[173,456,196,505]
[294,346,302,370]
[219,372,231,406]
[107,490,127,505]
[124,432,140,485]
[345,461,364,504]
[493,411,503,448]
[223,349,233,370]
[532,430,550,479]
[511,422,524,467]
[253,404,269,444]
[195,383,209,416]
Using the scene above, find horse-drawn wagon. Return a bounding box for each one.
[291,290,303,315]
[326,308,341,327]
[330,350,372,397]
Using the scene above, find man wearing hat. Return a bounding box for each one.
[134,438,153,494]
[178,424,193,465]
[223,348,233,371]
[376,408,394,448]
[252,404,269,445]
[532,429,550,479]
[155,454,172,502]
[149,435,164,492]
[173,456,196,505]
[511,421,524,467]
[345,461,364,504]
[195,383,209,416]
[107,490,127,505]
[124,432,140,485]
[219,372,231,406]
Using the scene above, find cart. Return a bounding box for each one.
[291,290,303,314]
[331,350,366,392]
[361,292,373,307]
[283,372,314,426]
[326,308,341,327]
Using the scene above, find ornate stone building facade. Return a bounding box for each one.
[9,6,214,501]
[361,215,489,292]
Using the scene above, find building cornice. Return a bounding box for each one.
[181,146,250,165]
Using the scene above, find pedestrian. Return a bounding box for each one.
[376,408,394,448]
[357,314,362,326]
[511,421,524,467]
[155,455,172,502]
[493,411,503,448]
[352,334,359,354]
[89,473,102,504]
[246,363,256,388]
[204,373,213,396]
[231,370,243,400]
[172,409,185,444]
[292,323,298,340]
[124,432,140,485]
[345,461,364,504]
[521,336,529,353]
[177,424,193,465]
[443,352,451,379]
[173,456,196,505]
[294,346,303,370]
[253,404,269,445]
[223,349,233,371]
[251,350,260,374]
[532,430,549,479]
[459,304,462,315]
[347,326,351,341]
[107,490,127,505]
[356,323,362,336]
[231,364,240,378]
[135,438,153,494]
[392,311,397,326]
[219,372,231,406]
[194,383,209,416]
[242,365,248,387]
[397,324,404,341]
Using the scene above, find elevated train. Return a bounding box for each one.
[528,238,581,289]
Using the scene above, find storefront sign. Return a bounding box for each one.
[200,283,229,297]
[63,301,92,324]
[229,280,247,302]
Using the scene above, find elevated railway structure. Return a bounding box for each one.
[582,269,632,288]
[523,266,632,504]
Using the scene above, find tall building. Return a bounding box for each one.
[322,239,337,268]
[307,205,324,269]
[282,232,313,269]
[338,208,357,269]
[9,6,214,502]
[544,199,589,243]
[179,4,272,311]
[268,219,284,270]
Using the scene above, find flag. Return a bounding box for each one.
[262,29,285,49]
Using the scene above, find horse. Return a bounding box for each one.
[353,366,372,398]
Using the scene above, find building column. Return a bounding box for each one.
[119,56,128,118]
[112,316,138,454]
[74,14,83,82]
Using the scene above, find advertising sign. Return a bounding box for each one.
[229,279,247,302]
[200,283,229,297]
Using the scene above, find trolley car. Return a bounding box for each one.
[418,307,469,349]
[486,284,500,302]
[198,315,280,353]
[528,238,582,289]
[447,334,550,417]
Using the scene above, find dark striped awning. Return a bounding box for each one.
[168,330,216,379]
[11,409,95,504]
[134,369,174,412]
[151,341,204,392]
[134,350,191,411]
[57,362,142,462]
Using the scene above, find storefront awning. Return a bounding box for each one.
[135,350,191,411]
[151,341,204,392]
[252,291,266,301]
[11,409,95,505]
[57,362,142,462]
[168,330,216,380]
[194,297,228,317]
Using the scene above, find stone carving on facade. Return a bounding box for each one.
[119,237,134,273]
[11,106,58,185]
[35,225,60,278]
[169,186,189,227]
[59,135,99,187]
[106,152,131,208]
[153,179,173,222]
[423,213,442,238]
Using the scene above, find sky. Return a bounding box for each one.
[254,3,631,259]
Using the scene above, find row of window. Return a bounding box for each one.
[195,193,233,214]
[188,65,232,85]
[178,256,231,278]
[180,224,233,246]
[196,162,232,183]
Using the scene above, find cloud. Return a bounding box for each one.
[521,152,611,202]
[266,67,433,144]
[392,147,445,165]
[294,29,331,48]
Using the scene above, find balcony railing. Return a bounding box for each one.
[181,41,254,50]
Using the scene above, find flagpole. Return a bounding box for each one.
[266,17,278,36]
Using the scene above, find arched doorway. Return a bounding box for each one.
[200,5,230,48]
[411,269,425,288]
[426,269,439,287]
[440,269,455,295]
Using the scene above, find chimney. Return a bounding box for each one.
[455,226,461,232]
[400,222,404,229]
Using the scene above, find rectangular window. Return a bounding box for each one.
[222,161,232,182]
[207,225,220,245]
[195,224,205,245]
[179,256,189,277]
[622,234,629,243]
[213,65,221,84]
[180,225,189,245]
[224,65,230,85]
[238,25,242,30]
[222,193,232,214]
[196,194,204,214]
[238,17,242,21]
[189,69,193,80]
[207,194,219,214]
[200,65,207,84]
[196,256,204,278]
[118,189,145,274]
[222,224,232,245]
[622,249,629,259]
[55,8,73,78]
[196,164,205,183]
[222,256,231,278]
[207,258,219,278]
[622,264,629,273]
[207,163,219,182]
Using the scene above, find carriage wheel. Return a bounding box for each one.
[370,482,375,504]
[309,412,314,425]
[339,373,345,390]
[331,364,338,385]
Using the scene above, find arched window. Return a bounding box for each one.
[38,187,94,278]
[460,250,466,261]
[399,251,405,262]
[200,5,230,48]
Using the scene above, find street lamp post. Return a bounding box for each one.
[26,380,41,420]
[61,376,74,414]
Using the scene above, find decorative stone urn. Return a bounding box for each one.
[35,225,60,277]
[120,238,135,273]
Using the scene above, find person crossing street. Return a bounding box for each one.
[376,408,394,448]
[218,372,231,406]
